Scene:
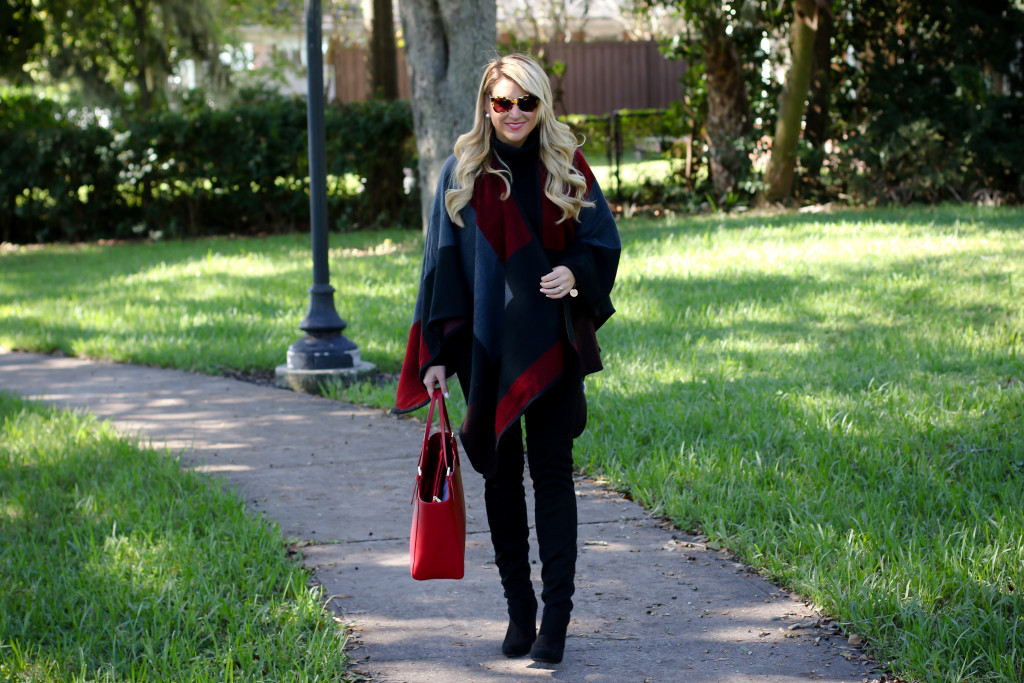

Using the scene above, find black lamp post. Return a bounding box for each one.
[276,0,373,391]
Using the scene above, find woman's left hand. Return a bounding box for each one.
[540,266,576,300]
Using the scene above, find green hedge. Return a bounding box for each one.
[561,109,690,162]
[561,113,611,156]
[0,90,417,244]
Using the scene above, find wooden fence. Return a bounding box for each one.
[330,41,687,115]
[543,41,687,115]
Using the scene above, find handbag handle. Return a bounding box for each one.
[427,389,455,472]
[423,388,454,443]
[412,389,457,503]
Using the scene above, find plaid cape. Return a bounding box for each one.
[393,149,620,475]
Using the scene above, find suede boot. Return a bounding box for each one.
[484,427,537,657]
[529,631,566,664]
[518,373,579,665]
[527,446,576,665]
[502,596,537,656]
[529,600,572,662]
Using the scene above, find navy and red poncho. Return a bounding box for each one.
[393,147,620,475]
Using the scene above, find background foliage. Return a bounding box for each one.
[647,0,1024,205]
[0,89,417,243]
[826,0,1024,204]
[4,0,1023,245]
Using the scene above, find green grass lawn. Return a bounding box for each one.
[2,204,1023,681]
[0,392,354,681]
[0,230,423,377]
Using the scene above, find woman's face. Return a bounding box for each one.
[487,77,539,148]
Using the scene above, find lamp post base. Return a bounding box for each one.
[275,334,377,395]
[274,360,377,395]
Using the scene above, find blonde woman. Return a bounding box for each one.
[394,53,620,664]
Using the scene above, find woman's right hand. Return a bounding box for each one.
[423,365,449,397]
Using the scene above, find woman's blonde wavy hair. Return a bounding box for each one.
[444,53,594,227]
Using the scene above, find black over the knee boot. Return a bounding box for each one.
[524,374,580,664]
[528,472,576,663]
[484,429,537,657]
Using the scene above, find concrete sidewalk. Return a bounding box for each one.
[0,351,878,682]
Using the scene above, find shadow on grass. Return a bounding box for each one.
[0,232,423,375]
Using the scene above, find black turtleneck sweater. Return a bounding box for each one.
[490,129,543,238]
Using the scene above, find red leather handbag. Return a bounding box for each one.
[409,389,466,580]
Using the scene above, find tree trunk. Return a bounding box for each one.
[702,16,751,199]
[368,0,399,99]
[361,0,403,227]
[127,0,155,111]
[803,0,833,181]
[761,0,819,204]
[398,0,497,232]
